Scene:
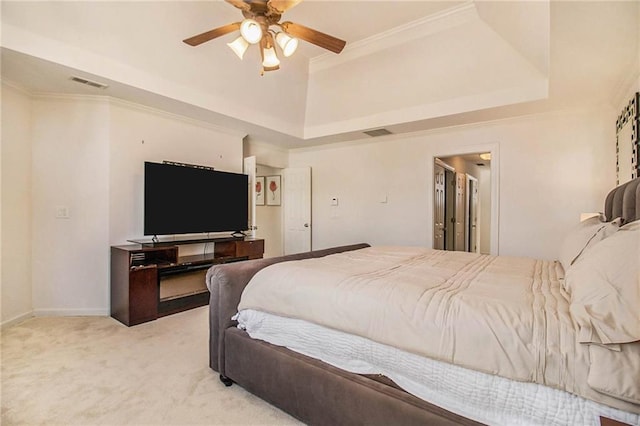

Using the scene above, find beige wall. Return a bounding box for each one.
[290,107,616,260]
[2,92,245,323]
[0,89,625,322]
[30,96,111,316]
[108,100,243,246]
[1,83,33,325]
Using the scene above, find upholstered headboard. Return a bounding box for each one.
[604,177,640,223]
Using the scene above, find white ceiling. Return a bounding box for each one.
[1,1,639,149]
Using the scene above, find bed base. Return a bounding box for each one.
[223,327,481,426]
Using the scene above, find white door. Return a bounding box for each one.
[467,174,479,253]
[243,156,257,237]
[433,164,446,250]
[454,172,466,251]
[283,167,311,254]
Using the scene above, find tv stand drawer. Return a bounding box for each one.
[236,240,265,259]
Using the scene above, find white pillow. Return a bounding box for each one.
[558,215,621,273]
[565,219,639,346]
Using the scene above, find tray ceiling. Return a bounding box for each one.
[1,1,638,148]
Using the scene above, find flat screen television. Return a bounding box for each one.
[144,161,248,236]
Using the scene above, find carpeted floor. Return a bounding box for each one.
[1,306,302,425]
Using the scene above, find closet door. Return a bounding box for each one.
[454,172,466,251]
[433,164,446,249]
[467,175,479,253]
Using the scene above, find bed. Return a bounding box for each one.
[206,177,640,426]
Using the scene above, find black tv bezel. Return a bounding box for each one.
[143,161,249,236]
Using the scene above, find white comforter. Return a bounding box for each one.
[238,246,639,414]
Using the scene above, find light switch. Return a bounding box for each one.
[56,206,70,219]
[331,197,339,206]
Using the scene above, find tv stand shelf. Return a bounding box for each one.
[110,237,264,326]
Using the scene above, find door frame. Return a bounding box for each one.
[430,144,500,255]
[243,156,257,237]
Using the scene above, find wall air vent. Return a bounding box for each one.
[363,128,392,137]
[70,76,109,89]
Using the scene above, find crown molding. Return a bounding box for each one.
[611,68,640,110]
[107,97,248,138]
[309,1,479,74]
[25,92,246,138]
[33,92,109,104]
[1,78,36,96]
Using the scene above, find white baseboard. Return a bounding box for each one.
[1,309,110,329]
[1,311,35,330]
[33,308,110,317]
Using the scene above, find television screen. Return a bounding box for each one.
[144,162,248,236]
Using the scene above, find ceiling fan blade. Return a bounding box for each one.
[267,0,302,15]
[225,0,252,12]
[280,21,346,54]
[183,22,241,46]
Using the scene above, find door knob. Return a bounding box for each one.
[304,223,309,228]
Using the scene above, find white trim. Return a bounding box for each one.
[108,97,247,138]
[612,68,640,109]
[291,104,603,154]
[33,308,109,317]
[303,80,548,140]
[309,2,478,74]
[32,93,247,138]
[1,311,35,330]
[245,138,290,155]
[435,158,455,172]
[1,78,35,96]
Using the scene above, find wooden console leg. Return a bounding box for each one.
[220,374,233,387]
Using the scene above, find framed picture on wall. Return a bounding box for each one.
[266,175,281,206]
[256,176,265,206]
[616,92,640,184]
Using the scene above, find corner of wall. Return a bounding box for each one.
[244,138,290,169]
[1,81,34,324]
[1,311,35,330]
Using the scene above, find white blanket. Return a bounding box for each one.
[238,246,639,414]
[236,309,640,426]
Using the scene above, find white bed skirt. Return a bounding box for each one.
[235,309,640,426]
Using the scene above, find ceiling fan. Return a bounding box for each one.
[183,0,346,73]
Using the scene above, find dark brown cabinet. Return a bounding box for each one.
[215,239,264,260]
[110,238,264,326]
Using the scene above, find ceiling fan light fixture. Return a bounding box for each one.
[262,45,280,68]
[227,36,249,59]
[240,18,262,44]
[275,32,298,57]
[183,1,347,74]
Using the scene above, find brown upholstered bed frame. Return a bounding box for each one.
[207,177,640,426]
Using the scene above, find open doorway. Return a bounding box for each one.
[255,164,284,258]
[434,153,491,254]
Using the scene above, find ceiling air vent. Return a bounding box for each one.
[363,128,392,137]
[70,76,109,89]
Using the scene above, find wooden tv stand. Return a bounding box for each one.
[110,237,264,326]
